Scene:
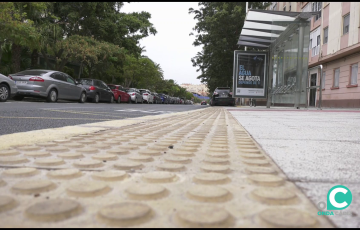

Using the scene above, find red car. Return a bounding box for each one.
[107,84,131,103]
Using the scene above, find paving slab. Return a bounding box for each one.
[0,108,333,227]
[228,107,360,228]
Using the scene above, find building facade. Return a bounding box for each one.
[267,2,360,108]
[180,83,209,96]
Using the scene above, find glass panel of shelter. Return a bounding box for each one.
[269,19,310,107]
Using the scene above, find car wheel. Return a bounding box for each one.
[0,84,9,102]
[46,89,58,103]
[94,94,100,103]
[79,92,86,103]
[117,96,121,104]
[109,95,114,103]
[128,97,131,104]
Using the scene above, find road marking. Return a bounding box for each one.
[44,109,124,118]
[115,109,174,114]
[0,116,112,120]
[40,107,104,109]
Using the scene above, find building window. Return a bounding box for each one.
[334,68,340,88]
[343,14,350,35]
[351,64,358,85]
[283,5,286,11]
[312,35,320,56]
[312,2,322,21]
[309,39,312,50]
[322,71,326,89]
[323,27,328,44]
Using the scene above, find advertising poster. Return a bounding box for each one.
[233,51,267,98]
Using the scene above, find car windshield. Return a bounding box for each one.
[108,85,116,90]
[127,89,135,92]
[78,79,93,85]
[139,90,147,94]
[13,70,48,76]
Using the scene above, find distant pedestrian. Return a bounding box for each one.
[249,98,256,107]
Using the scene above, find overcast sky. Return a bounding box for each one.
[121,2,203,85]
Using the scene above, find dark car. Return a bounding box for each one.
[77,78,114,103]
[158,93,169,104]
[210,87,235,106]
[180,97,185,104]
[153,92,162,104]
[108,84,131,104]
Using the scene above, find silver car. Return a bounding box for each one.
[126,88,143,103]
[9,69,87,103]
[0,73,18,102]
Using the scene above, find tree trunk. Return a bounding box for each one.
[11,43,22,73]
[41,49,53,70]
[31,49,38,68]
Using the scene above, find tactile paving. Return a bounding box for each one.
[0,108,334,227]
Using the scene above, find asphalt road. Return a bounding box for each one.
[0,98,207,135]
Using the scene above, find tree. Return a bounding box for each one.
[189,2,270,92]
[0,2,45,72]
[52,2,157,57]
[42,35,125,73]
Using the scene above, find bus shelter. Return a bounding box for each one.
[235,9,320,108]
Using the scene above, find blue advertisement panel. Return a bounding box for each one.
[233,51,268,98]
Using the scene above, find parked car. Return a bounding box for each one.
[180,97,185,104]
[77,78,114,103]
[0,73,18,102]
[153,92,162,104]
[139,89,154,104]
[210,87,235,106]
[158,93,169,104]
[201,101,207,105]
[108,84,131,104]
[175,97,180,104]
[9,69,87,103]
[126,88,143,103]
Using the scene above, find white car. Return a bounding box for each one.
[0,73,18,102]
[139,89,154,104]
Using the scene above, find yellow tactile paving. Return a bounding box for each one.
[0,108,334,228]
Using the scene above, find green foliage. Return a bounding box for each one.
[189,2,270,92]
[0,2,198,103]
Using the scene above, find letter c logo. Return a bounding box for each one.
[327,185,352,210]
[329,188,348,208]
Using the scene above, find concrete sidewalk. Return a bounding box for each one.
[228,107,360,228]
